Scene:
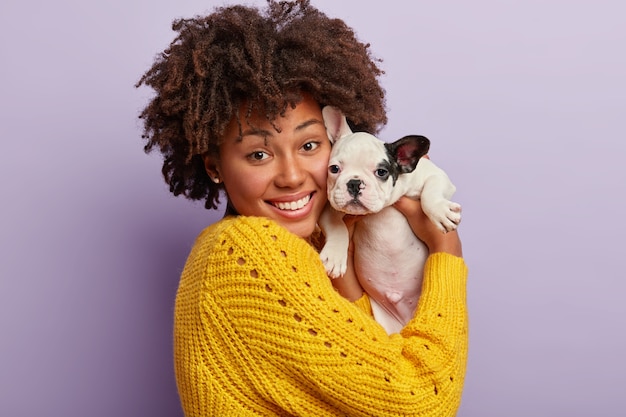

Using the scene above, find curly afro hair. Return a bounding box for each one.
[136,0,387,209]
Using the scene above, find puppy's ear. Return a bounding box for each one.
[322,106,353,143]
[386,135,430,174]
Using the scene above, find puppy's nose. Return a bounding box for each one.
[347,179,362,198]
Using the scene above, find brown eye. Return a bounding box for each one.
[248,151,269,161]
[302,141,319,152]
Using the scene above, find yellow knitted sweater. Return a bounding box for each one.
[174,216,468,416]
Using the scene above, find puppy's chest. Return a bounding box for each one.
[353,207,427,275]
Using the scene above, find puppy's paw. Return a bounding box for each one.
[319,244,348,279]
[446,202,462,229]
[425,200,462,233]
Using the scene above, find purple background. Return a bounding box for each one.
[1,0,625,416]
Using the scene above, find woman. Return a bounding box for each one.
[137,1,468,416]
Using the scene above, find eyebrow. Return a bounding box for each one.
[240,118,324,140]
[294,119,324,132]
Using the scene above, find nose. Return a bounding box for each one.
[275,155,306,188]
[347,179,362,197]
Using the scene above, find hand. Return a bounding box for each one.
[394,196,463,257]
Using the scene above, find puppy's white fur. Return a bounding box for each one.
[319,106,461,334]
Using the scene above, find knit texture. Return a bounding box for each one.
[174,216,468,416]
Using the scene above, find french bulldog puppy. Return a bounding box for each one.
[319,106,461,334]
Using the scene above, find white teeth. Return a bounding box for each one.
[274,195,310,211]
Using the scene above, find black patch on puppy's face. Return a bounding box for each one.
[375,158,398,185]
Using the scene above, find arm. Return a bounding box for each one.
[209,216,467,416]
[394,196,463,257]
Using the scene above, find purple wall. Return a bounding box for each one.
[1,1,625,416]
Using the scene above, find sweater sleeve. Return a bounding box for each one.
[189,216,468,417]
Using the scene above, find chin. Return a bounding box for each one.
[282,220,317,239]
[273,202,323,239]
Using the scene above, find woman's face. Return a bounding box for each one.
[210,95,331,238]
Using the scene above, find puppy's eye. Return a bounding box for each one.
[375,168,389,179]
[329,165,341,174]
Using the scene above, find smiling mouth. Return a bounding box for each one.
[271,193,312,211]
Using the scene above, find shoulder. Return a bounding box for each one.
[194,216,310,249]
[183,215,330,306]
[190,216,320,268]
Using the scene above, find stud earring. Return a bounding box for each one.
[212,176,221,184]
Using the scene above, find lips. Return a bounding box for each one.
[271,194,312,211]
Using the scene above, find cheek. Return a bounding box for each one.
[378,178,394,195]
[312,160,330,191]
[222,167,267,205]
[313,147,332,186]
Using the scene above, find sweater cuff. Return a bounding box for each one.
[420,252,468,301]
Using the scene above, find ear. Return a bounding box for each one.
[385,135,430,174]
[202,153,222,183]
[322,106,353,143]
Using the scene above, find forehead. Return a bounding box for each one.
[222,94,323,142]
[330,132,386,160]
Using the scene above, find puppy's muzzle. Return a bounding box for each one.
[347,179,362,198]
